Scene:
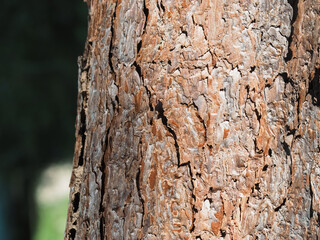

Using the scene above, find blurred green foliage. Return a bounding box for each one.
[33,197,69,240]
[0,0,87,239]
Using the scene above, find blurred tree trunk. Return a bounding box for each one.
[65,0,320,239]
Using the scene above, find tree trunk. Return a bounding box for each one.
[65,0,320,239]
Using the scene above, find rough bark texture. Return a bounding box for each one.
[65,0,320,239]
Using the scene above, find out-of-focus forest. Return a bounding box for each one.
[0,0,87,239]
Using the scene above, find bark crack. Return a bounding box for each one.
[109,0,119,76]
[275,198,287,212]
[192,100,207,142]
[155,101,181,165]
[285,0,299,62]
[154,100,196,233]
[156,0,165,14]
[308,67,320,106]
[142,0,149,33]
[310,175,314,218]
[136,165,145,228]
[99,127,110,239]
[78,54,91,167]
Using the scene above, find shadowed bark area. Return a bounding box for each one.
[65,0,320,239]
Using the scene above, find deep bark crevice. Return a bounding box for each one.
[108,0,119,75]
[220,229,226,238]
[281,141,291,156]
[143,0,149,32]
[72,192,80,213]
[262,164,269,171]
[136,165,145,228]
[155,101,181,164]
[190,174,196,233]
[154,100,197,232]
[308,68,320,106]
[78,109,86,166]
[156,0,165,13]
[137,40,142,54]
[310,175,314,218]
[78,75,89,167]
[285,124,297,136]
[99,127,109,239]
[138,0,152,112]
[133,61,142,77]
[275,198,287,212]
[99,216,105,239]
[145,86,153,111]
[285,0,299,62]
[68,228,76,240]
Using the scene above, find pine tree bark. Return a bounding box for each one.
[65,0,320,239]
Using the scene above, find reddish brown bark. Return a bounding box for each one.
[66,0,320,239]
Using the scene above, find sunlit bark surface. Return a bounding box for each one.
[65,0,320,239]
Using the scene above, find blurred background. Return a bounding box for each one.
[0,0,87,239]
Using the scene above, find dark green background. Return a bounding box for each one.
[0,0,87,239]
